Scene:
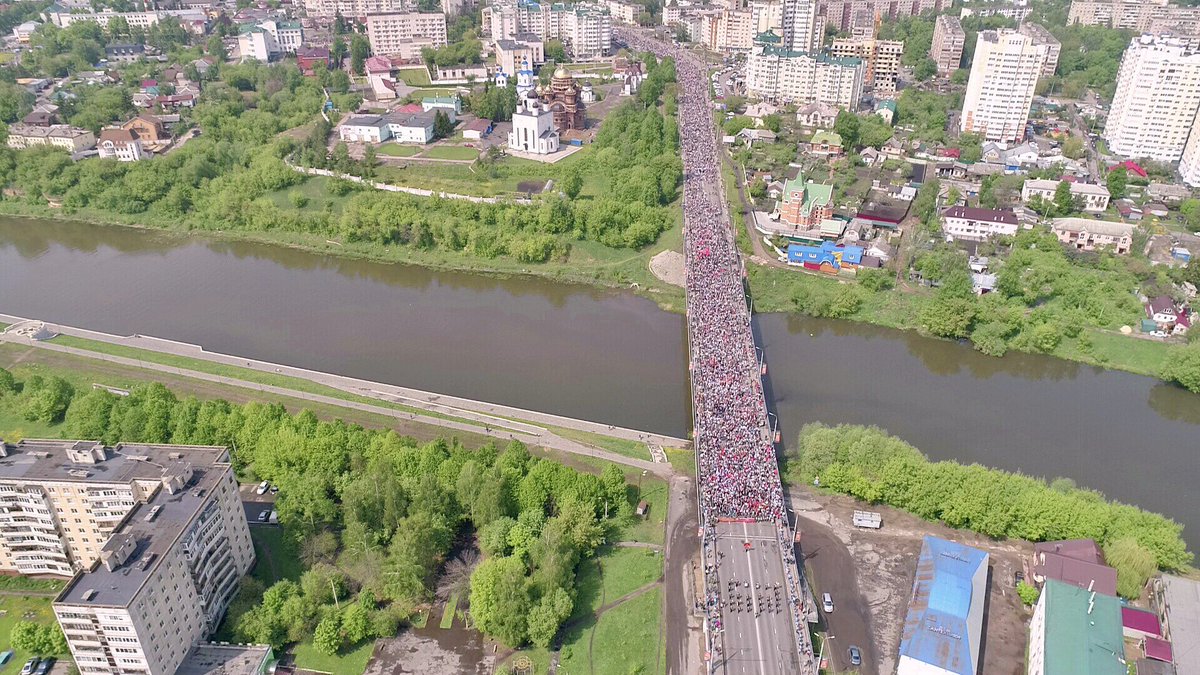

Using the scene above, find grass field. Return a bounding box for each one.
[421,145,478,161]
[250,526,304,585]
[293,639,375,675]
[549,427,651,461]
[395,68,431,86]
[0,596,66,667]
[558,586,663,675]
[377,143,422,157]
[665,448,696,477]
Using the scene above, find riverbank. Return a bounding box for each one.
[0,200,688,314]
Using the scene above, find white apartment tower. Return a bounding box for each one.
[0,440,256,675]
[747,37,863,107]
[751,0,783,33]
[1107,34,1200,164]
[782,0,820,53]
[365,12,449,55]
[960,29,1048,142]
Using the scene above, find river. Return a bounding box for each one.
[1,216,1198,547]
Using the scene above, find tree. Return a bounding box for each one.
[526,586,573,648]
[331,36,348,66]
[11,622,67,655]
[913,57,938,81]
[833,110,860,149]
[206,35,227,62]
[22,376,73,423]
[1106,167,1128,200]
[433,110,454,139]
[919,294,977,339]
[545,40,567,63]
[1053,180,1075,217]
[469,555,533,647]
[0,367,15,395]
[560,168,583,199]
[342,603,372,644]
[1161,342,1200,393]
[1062,136,1085,159]
[1104,536,1157,598]
[350,35,370,76]
[1182,198,1200,231]
[313,613,343,655]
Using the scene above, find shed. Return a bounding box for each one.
[1143,636,1173,663]
[1123,607,1162,639]
[636,501,649,517]
[462,118,493,140]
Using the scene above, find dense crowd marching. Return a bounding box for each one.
[618,28,817,674]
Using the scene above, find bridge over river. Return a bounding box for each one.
[618,28,819,675]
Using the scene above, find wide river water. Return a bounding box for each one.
[1,216,1198,547]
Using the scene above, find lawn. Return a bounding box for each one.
[293,638,375,675]
[1055,328,1172,377]
[250,526,304,585]
[0,596,66,668]
[377,144,422,157]
[406,88,462,100]
[665,448,696,477]
[395,67,431,86]
[421,145,479,161]
[439,591,459,629]
[598,547,663,606]
[267,176,356,213]
[549,427,650,461]
[558,586,663,675]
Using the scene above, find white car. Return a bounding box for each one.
[255,481,270,495]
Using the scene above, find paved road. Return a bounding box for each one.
[0,332,676,479]
[0,313,690,452]
[796,514,875,674]
[710,522,799,675]
[664,474,700,675]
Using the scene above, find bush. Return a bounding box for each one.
[1016,581,1040,606]
[1104,537,1157,599]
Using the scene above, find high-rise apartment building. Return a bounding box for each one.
[961,29,1048,142]
[930,14,965,75]
[817,0,946,34]
[482,1,611,60]
[829,38,902,96]
[1068,0,1200,33]
[699,8,755,52]
[747,33,863,107]
[1017,22,1061,77]
[365,11,448,55]
[782,0,820,53]
[0,440,254,675]
[751,0,783,33]
[1107,35,1200,163]
[298,0,411,17]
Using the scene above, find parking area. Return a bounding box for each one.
[239,482,277,526]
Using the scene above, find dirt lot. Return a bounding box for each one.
[789,490,1032,675]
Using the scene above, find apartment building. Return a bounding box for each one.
[297,0,409,17]
[662,0,681,25]
[605,0,640,23]
[1106,34,1200,164]
[699,8,755,52]
[960,29,1048,142]
[940,206,1020,241]
[261,19,304,53]
[365,11,448,55]
[817,0,946,34]
[483,1,611,59]
[1068,0,1200,33]
[97,128,145,162]
[1023,179,1111,212]
[495,37,545,74]
[829,38,902,95]
[5,124,95,152]
[32,442,254,675]
[782,0,821,53]
[747,35,864,107]
[930,14,965,75]
[41,7,207,29]
[751,0,782,33]
[238,25,280,61]
[1017,22,1061,77]
[1050,217,1134,253]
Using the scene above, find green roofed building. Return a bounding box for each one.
[1027,580,1125,675]
[778,175,834,229]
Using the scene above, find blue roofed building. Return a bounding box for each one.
[898,536,989,675]
[786,241,864,275]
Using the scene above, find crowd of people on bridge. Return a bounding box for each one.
[618,28,816,673]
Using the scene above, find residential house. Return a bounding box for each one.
[366,55,398,100]
[1110,159,1148,179]
[777,176,833,229]
[860,147,883,166]
[1147,296,1181,332]
[795,101,838,129]
[875,99,896,124]
[881,137,906,158]
[337,114,390,143]
[1050,217,1134,254]
[739,128,776,145]
[384,110,436,143]
[12,20,40,42]
[462,117,493,140]
[856,202,908,229]
[1031,539,1118,597]
[786,241,864,275]
[97,128,145,161]
[1027,580,1125,675]
[1023,179,1111,212]
[1145,203,1170,218]
[1150,575,1200,675]
[122,113,167,143]
[1116,200,1144,221]
[22,110,57,127]
[296,47,332,75]
[941,205,1019,242]
[156,93,197,109]
[808,130,843,157]
[1147,182,1191,203]
[1123,608,1174,665]
[744,101,778,126]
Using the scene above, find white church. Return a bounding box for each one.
[507,70,560,155]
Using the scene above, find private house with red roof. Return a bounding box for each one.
[1110,160,1148,178]
[1031,539,1118,597]
[296,47,332,76]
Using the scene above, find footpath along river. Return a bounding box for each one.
[2,216,1199,547]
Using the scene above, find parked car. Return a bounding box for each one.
[21,659,38,675]
[269,486,279,495]
[255,481,270,495]
[822,593,834,613]
[34,658,53,675]
[848,646,862,666]
[257,510,269,522]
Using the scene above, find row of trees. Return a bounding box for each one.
[787,423,1192,596]
[0,372,644,653]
